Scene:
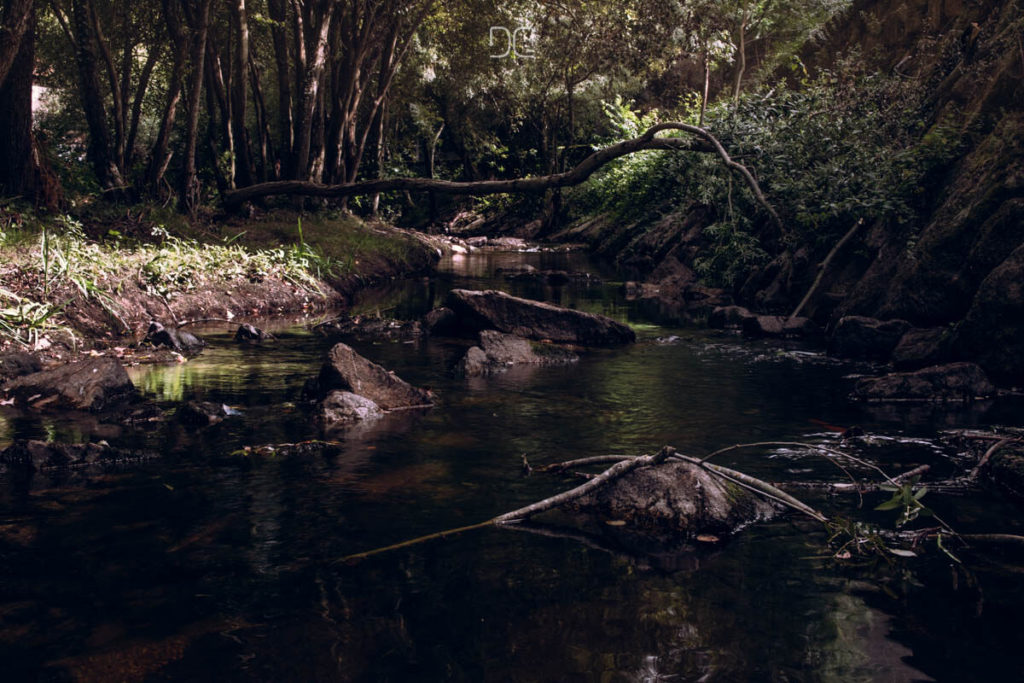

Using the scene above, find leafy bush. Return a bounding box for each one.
[570,67,933,287]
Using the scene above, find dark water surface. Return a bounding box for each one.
[2,248,1024,682]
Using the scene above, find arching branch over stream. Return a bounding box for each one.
[223,123,784,234]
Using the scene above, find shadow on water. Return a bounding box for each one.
[1,247,1023,681]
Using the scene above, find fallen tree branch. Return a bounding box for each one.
[970,437,1015,481]
[669,453,829,523]
[788,218,864,321]
[494,446,674,524]
[223,123,782,235]
[536,454,637,472]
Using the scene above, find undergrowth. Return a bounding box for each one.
[0,211,335,348]
[570,64,960,288]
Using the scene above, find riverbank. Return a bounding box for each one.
[0,207,441,357]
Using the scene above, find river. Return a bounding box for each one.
[2,246,1023,681]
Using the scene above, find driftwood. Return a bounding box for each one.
[495,447,675,524]
[788,218,863,321]
[223,122,784,236]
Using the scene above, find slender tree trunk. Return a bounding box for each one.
[267,0,292,177]
[733,10,748,104]
[146,0,188,188]
[205,41,234,187]
[182,0,212,212]
[0,2,35,197]
[700,50,709,127]
[69,0,123,189]
[87,0,126,173]
[249,54,273,181]
[126,43,160,168]
[293,1,334,180]
[229,0,254,187]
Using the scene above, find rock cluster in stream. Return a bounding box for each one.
[309,342,432,429]
[422,288,635,378]
[708,305,1000,403]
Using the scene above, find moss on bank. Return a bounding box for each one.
[0,207,438,350]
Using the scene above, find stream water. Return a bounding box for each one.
[2,247,1024,682]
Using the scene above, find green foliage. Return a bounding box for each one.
[875,477,933,528]
[571,66,930,288]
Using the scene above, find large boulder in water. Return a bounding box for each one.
[317,342,432,410]
[571,458,779,536]
[444,289,635,346]
[828,316,911,360]
[1,358,136,411]
[853,362,995,402]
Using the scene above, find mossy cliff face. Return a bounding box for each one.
[830,0,1024,382]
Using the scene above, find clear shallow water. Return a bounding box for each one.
[2,248,1024,681]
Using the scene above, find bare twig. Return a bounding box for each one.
[789,218,863,321]
[970,438,1014,481]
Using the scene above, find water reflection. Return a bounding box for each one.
[0,247,1021,681]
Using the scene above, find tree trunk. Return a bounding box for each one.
[229,0,254,187]
[126,42,160,169]
[733,10,748,104]
[293,1,334,181]
[146,0,188,188]
[204,40,234,188]
[267,0,292,178]
[0,2,35,198]
[700,50,709,127]
[0,0,33,87]
[182,0,212,212]
[69,0,123,189]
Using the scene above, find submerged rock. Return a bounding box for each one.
[313,315,422,343]
[178,400,233,426]
[853,362,996,402]
[1,358,136,411]
[445,288,635,346]
[317,342,432,410]
[742,314,820,340]
[828,316,911,360]
[0,351,41,381]
[455,330,578,377]
[708,305,756,329]
[317,390,384,425]
[145,321,205,354]
[234,323,267,343]
[571,458,779,535]
[989,444,1024,502]
[0,439,155,470]
[421,307,461,337]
